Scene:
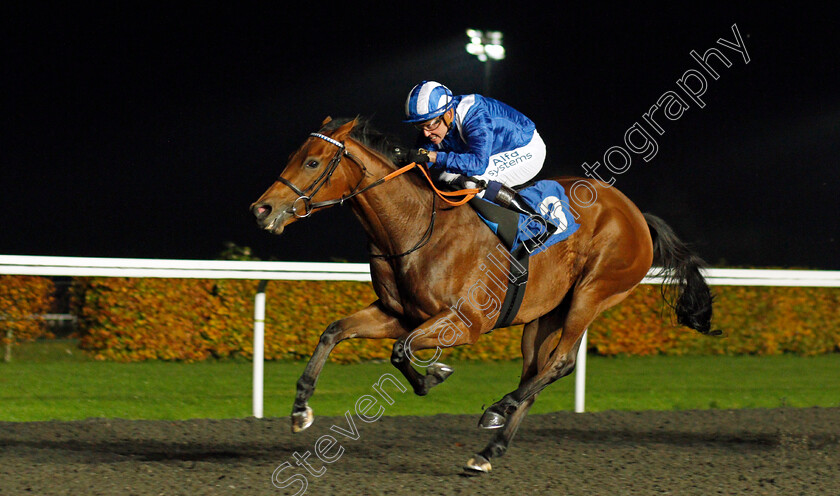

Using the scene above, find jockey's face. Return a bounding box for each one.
[419,109,452,145]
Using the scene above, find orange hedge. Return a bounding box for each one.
[72,278,253,362]
[0,276,56,346]
[588,284,840,356]
[71,277,840,362]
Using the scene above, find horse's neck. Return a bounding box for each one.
[345,144,443,257]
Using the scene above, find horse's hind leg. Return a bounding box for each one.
[478,285,633,430]
[292,301,407,432]
[466,395,537,473]
[465,314,558,473]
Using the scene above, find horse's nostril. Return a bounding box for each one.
[252,203,271,220]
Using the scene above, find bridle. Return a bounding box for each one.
[276,132,437,259]
[275,133,368,219]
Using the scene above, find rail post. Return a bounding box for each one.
[253,280,268,418]
[4,327,11,363]
[574,329,588,413]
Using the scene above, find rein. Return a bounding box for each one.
[277,132,481,258]
[279,133,480,218]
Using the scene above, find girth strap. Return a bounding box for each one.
[494,244,530,329]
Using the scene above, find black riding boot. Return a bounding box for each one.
[489,183,560,251]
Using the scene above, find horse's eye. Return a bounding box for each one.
[305,159,320,169]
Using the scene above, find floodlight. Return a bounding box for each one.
[465,29,505,94]
[464,29,505,61]
[484,43,505,61]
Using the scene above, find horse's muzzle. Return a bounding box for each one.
[250,202,290,234]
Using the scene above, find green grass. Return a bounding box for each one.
[1,340,838,421]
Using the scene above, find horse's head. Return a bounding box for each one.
[250,117,366,234]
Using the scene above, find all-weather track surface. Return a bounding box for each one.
[1,407,838,495]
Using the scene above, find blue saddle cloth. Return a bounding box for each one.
[476,180,581,255]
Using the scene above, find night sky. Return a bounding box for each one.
[2,4,838,269]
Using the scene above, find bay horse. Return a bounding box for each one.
[250,117,718,473]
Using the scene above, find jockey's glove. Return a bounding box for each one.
[452,175,486,191]
[392,147,430,166]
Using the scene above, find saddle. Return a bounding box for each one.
[467,180,581,329]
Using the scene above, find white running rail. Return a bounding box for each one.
[3,254,839,417]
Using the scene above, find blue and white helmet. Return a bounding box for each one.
[404,81,454,123]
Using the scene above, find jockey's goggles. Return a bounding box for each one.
[414,116,445,132]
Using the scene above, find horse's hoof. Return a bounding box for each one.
[478,410,506,429]
[427,362,454,381]
[464,454,492,474]
[291,406,314,433]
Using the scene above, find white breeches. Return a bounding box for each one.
[438,131,546,196]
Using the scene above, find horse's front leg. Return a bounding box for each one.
[292,300,407,433]
[390,311,480,396]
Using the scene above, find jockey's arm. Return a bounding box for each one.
[433,113,494,176]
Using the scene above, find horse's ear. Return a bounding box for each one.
[321,116,332,126]
[332,117,358,141]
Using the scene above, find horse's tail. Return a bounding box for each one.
[644,213,721,336]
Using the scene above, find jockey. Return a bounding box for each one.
[397,80,558,237]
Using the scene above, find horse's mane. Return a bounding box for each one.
[320,117,435,194]
[320,117,405,166]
